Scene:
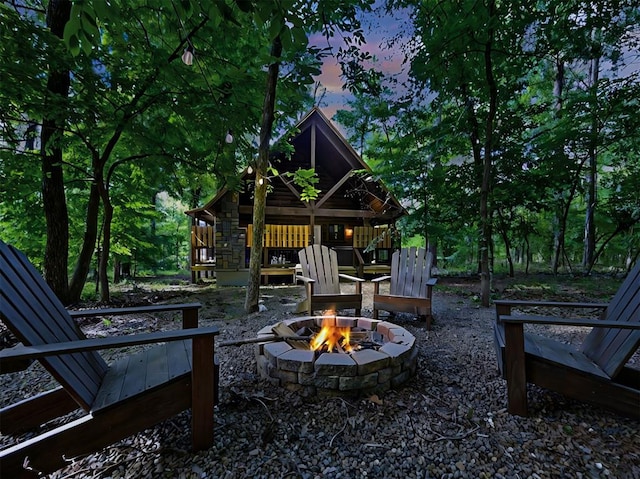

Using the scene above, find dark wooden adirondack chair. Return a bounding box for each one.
[372,247,437,329]
[494,261,640,418]
[297,245,364,315]
[0,240,220,477]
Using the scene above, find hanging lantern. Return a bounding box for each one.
[181,45,194,66]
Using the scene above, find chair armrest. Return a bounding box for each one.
[498,315,640,329]
[338,273,365,282]
[69,302,202,329]
[296,275,315,284]
[0,327,220,362]
[371,275,391,283]
[427,278,437,286]
[68,302,201,318]
[494,300,609,320]
[494,300,608,309]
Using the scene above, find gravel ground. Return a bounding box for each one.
[1,278,639,479]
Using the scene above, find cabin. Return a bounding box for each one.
[185,107,405,285]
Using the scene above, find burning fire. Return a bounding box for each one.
[310,314,353,353]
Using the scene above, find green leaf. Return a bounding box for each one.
[291,25,308,49]
[280,26,293,52]
[269,18,283,40]
[235,0,254,13]
[92,0,110,21]
[81,32,94,56]
[66,33,81,57]
[63,6,83,54]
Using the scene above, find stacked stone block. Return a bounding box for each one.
[255,317,417,398]
[215,192,246,270]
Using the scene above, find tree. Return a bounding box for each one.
[245,35,282,313]
[240,1,374,313]
[42,0,73,303]
[384,0,539,305]
[5,0,371,306]
[529,0,640,273]
[3,1,267,302]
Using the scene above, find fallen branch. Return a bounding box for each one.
[329,398,350,447]
[423,425,480,442]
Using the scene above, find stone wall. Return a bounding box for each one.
[215,192,246,271]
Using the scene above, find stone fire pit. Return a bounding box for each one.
[254,316,418,397]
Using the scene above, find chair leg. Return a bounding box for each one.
[424,315,432,330]
[373,308,379,320]
[504,322,528,416]
[306,284,313,315]
[191,336,215,450]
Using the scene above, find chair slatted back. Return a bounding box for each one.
[298,245,341,295]
[581,261,640,377]
[0,241,107,410]
[389,247,433,298]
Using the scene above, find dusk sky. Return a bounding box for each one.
[310,4,640,127]
[310,4,413,121]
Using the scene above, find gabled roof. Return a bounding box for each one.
[186,107,405,223]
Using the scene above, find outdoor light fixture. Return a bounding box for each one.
[181,44,194,65]
[247,165,254,174]
[225,130,233,144]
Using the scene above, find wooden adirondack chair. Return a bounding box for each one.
[494,262,640,418]
[372,247,437,329]
[0,240,220,477]
[297,245,364,315]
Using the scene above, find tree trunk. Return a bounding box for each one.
[99,188,113,301]
[191,185,202,210]
[114,257,121,284]
[496,210,514,277]
[551,59,565,274]
[245,36,282,313]
[41,0,72,304]
[461,85,483,280]
[524,233,531,274]
[583,53,599,272]
[480,0,497,307]
[590,218,640,274]
[552,199,566,274]
[68,181,101,302]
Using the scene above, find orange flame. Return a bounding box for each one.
[310,315,353,353]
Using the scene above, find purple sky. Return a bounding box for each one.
[310,4,412,120]
[309,5,640,127]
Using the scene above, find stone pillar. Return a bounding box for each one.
[215,192,248,285]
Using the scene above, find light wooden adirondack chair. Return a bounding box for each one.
[0,240,220,477]
[372,247,437,329]
[494,261,640,418]
[297,245,364,315]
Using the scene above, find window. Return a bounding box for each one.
[327,224,344,241]
[376,249,390,263]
